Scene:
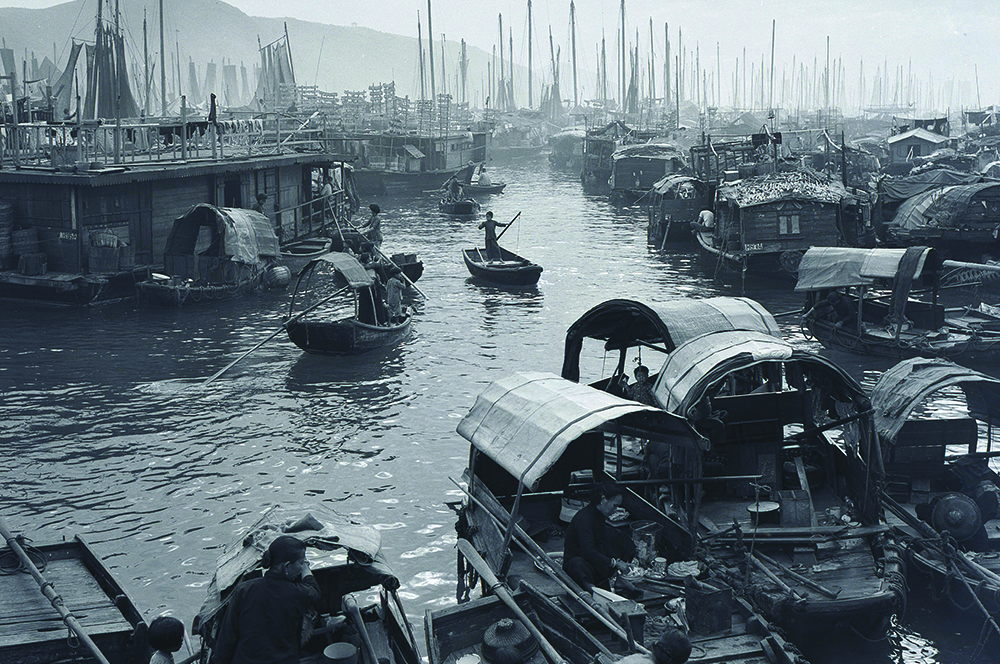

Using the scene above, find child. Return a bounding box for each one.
[148,615,184,664]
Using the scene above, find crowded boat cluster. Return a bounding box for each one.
[2,0,1000,663]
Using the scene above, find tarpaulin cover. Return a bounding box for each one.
[651,174,705,196]
[561,297,782,382]
[795,247,934,291]
[717,170,848,208]
[611,142,684,161]
[309,252,376,288]
[457,372,698,491]
[886,183,1000,233]
[878,168,983,204]
[164,204,279,265]
[652,331,795,414]
[871,358,1000,445]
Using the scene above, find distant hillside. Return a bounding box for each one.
[0,0,509,105]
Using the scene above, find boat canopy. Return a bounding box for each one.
[611,142,685,161]
[794,246,941,291]
[650,174,708,197]
[871,358,1000,445]
[887,182,1000,234]
[877,167,983,204]
[306,252,376,288]
[457,372,700,492]
[562,297,781,382]
[717,170,849,208]
[164,204,280,264]
[652,330,869,416]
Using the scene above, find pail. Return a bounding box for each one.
[630,520,662,567]
[746,501,780,527]
[323,642,358,664]
[685,578,732,635]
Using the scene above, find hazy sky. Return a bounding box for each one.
[4,0,999,109]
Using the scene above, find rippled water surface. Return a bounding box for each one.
[0,154,990,663]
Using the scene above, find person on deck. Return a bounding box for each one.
[478,166,492,187]
[690,209,715,234]
[358,204,383,247]
[385,268,406,324]
[147,616,185,664]
[251,193,268,215]
[626,365,657,406]
[446,176,464,201]
[563,483,637,594]
[479,211,508,261]
[210,536,320,664]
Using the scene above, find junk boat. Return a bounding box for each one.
[451,372,806,664]
[194,503,420,664]
[285,252,411,355]
[136,204,288,307]
[796,246,1000,366]
[871,357,1000,619]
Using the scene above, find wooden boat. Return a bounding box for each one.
[439,198,481,215]
[561,296,783,391]
[463,246,542,287]
[0,531,150,664]
[796,246,1000,366]
[285,252,411,355]
[647,175,713,247]
[452,372,807,664]
[648,331,906,642]
[282,236,333,274]
[698,170,869,279]
[449,162,507,195]
[871,358,1000,617]
[608,143,687,206]
[389,253,424,284]
[194,504,421,664]
[137,204,285,307]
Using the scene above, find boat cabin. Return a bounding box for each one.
[647,175,713,246]
[608,143,687,205]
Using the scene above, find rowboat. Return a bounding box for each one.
[0,529,150,664]
[796,246,1000,366]
[462,247,542,287]
[281,236,333,275]
[439,198,481,215]
[447,162,507,196]
[872,358,1000,619]
[194,504,420,664]
[285,252,411,355]
[451,372,807,664]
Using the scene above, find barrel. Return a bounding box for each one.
[265,264,291,289]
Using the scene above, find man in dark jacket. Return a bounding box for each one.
[563,483,636,593]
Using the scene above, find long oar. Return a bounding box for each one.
[457,539,567,664]
[345,218,426,299]
[203,285,350,385]
[495,210,522,242]
[344,593,381,664]
[0,517,112,664]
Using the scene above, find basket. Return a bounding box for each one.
[89,245,120,273]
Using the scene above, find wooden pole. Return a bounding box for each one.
[344,594,380,664]
[0,518,113,664]
[458,540,567,664]
[342,218,426,298]
[495,210,522,242]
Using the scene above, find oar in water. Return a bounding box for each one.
[0,516,113,664]
[457,539,567,664]
[202,285,350,386]
[495,210,522,243]
[344,218,426,299]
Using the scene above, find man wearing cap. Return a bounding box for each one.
[251,193,268,214]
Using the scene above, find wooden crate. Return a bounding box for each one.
[17,252,47,275]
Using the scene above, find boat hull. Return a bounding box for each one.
[286,316,411,354]
[137,268,268,307]
[463,248,542,286]
[0,267,151,307]
[806,319,1000,365]
[0,535,149,664]
[281,237,333,274]
[439,199,481,215]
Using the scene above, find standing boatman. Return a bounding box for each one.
[478,211,508,261]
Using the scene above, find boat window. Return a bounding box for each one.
[778,213,800,235]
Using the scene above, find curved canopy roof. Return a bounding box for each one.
[877,168,983,204]
[871,358,1000,444]
[652,330,868,416]
[651,174,708,196]
[164,204,280,264]
[562,297,782,382]
[886,182,1000,233]
[795,246,941,291]
[305,252,375,288]
[457,372,700,492]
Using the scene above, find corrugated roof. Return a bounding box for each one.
[456,372,699,492]
[403,144,425,159]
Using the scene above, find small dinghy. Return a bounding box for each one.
[462,246,542,287]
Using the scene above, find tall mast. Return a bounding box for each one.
[498,13,504,110]
[649,18,654,102]
[143,9,149,115]
[417,12,425,102]
[426,0,436,101]
[509,27,514,108]
[620,0,625,109]
[527,0,532,108]
[570,1,578,108]
[175,31,182,99]
[664,23,669,109]
[440,33,446,96]
[601,33,607,107]
[769,19,775,118]
[159,0,165,115]
[461,39,467,104]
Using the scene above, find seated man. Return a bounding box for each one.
[563,483,636,594]
[689,209,715,234]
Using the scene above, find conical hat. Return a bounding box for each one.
[931,493,982,541]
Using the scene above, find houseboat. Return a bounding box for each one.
[581,121,658,194]
[608,143,688,205]
[696,170,869,280]
[324,129,488,196]
[647,175,713,247]
[548,126,585,169]
[0,116,353,306]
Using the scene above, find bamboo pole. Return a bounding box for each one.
[0,518,113,664]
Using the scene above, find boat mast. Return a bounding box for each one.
[527,0,532,109]
[461,39,467,105]
[509,27,514,109]
[664,22,669,111]
[417,12,425,103]
[159,0,165,115]
[601,33,606,108]
[498,13,504,111]
[143,9,149,115]
[114,0,122,162]
[570,1,577,109]
[620,0,625,110]
[426,0,436,102]
[649,18,654,103]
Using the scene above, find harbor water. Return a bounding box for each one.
[0,153,983,663]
